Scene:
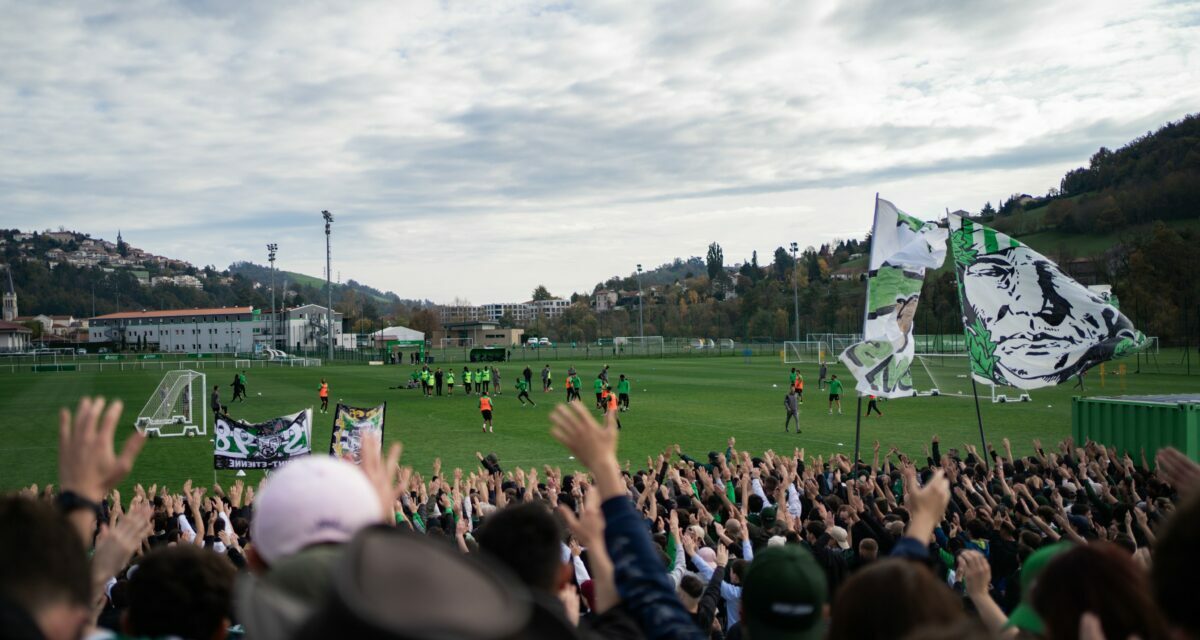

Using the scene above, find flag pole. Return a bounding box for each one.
[949,208,991,469]
[852,395,864,472]
[969,376,991,469]
[852,193,880,474]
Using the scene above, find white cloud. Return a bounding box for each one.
[1,0,1197,303]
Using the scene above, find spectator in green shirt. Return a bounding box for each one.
[828,375,843,415]
[593,377,605,409]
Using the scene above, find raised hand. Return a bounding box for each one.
[958,549,991,598]
[359,432,405,522]
[92,499,153,590]
[550,402,621,497]
[559,487,606,550]
[1156,447,1200,497]
[59,397,146,504]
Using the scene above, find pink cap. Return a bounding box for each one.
[250,456,383,564]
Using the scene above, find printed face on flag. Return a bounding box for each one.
[951,213,1144,389]
[963,248,1113,381]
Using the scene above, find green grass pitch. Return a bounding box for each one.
[0,353,1194,493]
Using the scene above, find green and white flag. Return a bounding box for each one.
[948,214,1145,390]
[840,198,948,398]
[214,409,312,470]
[328,402,387,464]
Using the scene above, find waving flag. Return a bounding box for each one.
[840,198,948,398]
[948,214,1145,389]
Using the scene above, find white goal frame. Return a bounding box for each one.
[718,338,735,349]
[615,336,665,348]
[784,341,829,364]
[234,359,253,369]
[913,354,1031,402]
[134,369,207,437]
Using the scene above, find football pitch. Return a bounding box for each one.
[1,353,1195,492]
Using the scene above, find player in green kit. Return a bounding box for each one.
[481,366,492,394]
[593,376,605,409]
[476,368,485,395]
[464,368,473,395]
[571,372,583,402]
[617,374,631,411]
[828,374,843,415]
[516,377,535,406]
[446,369,455,395]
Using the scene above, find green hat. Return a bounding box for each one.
[1006,542,1072,635]
[741,546,827,640]
[760,505,778,527]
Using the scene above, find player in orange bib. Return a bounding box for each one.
[479,393,494,433]
[318,379,330,414]
[604,384,623,430]
[793,372,804,403]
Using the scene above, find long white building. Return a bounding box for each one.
[88,304,343,353]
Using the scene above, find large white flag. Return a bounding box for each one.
[840,198,948,398]
[948,214,1145,389]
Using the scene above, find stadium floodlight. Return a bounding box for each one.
[636,264,644,339]
[790,242,800,341]
[322,210,334,361]
[267,243,278,350]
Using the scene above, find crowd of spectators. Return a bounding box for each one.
[2,395,1199,640]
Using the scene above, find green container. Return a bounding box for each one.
[1072,395,1200,464]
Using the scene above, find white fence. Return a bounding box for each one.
[8,358,322,374]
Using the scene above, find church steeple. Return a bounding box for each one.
[2,265,16,322]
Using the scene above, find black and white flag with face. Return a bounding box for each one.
[948,214,1146,390]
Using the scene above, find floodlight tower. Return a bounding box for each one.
[636,264,644,339]
[267,243,278,350]
[323,210,334,360]
[790,242,800,341]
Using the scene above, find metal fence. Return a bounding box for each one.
[1,357,321,374]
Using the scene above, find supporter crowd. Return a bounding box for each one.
[3,395,1199,640]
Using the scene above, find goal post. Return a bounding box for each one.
[912,354,1031,402]
[783,341,829,364]
[135,370,207,437]
[615,336,665,354]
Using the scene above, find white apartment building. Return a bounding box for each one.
[89,304,343,353]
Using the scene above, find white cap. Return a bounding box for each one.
[250,456,382,565]
[829,526,851,550]
[767,535,787,547]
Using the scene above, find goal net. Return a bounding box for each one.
[615,336,665,354]
[912,354,1031,402]
[134,370,207,437]
[784,341,828,364]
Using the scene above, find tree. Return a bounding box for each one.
[409,309,439,337]
[706,242,724,282]
[772,247,794,281]
[531,285,553,301]
[979,202,996,218]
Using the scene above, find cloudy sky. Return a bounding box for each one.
[2,1,1198,304]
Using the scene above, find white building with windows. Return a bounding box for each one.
[88,304,343,353]
[527,298,570,318]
